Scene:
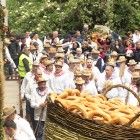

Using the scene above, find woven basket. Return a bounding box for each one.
[44,85,140,140]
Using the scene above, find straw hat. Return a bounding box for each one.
[55,61,63,67]
[2,106,16,120]
[74,70,82,76]
[48,47,56,53]
[92,49,100,54]
[75,77,85,84]
[56,42,63,47]
[80,58,85,65]
[128,59,137,65]
[132,72,140,79]
[29,45,37,50]
[82,70,91,76]
[117,56,127,63]
[107,59,116,67]
[37,77,47,83]
[69,58,75,64]
[135,62,140,70]
[40,55,48,60]
[33,60,40,66]
[57,47,65,53]
[68,54,74,59]
[110,51,118,56]
[44,42,51,48]
[45,60,54,66]
[55,53,65,58]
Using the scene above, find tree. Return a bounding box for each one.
[6,0,140,36]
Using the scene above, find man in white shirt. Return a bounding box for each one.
[25,31,31,48]
[97,65,125,101]
[91,49,104,72]
[85,57,101,82]
[2,106,35,140]
[55,53,69,72]
[4,39,16,75]
[126,72,140,106]
[39,55,48,72]
[20,60,39,100]
[41,42,52,56]
[73,59,83,71]
[3,120,30,140]
[48,61,69,94]
[133,30,140,43]
[31,77,51,140]
[29,45,38,64]
[43,60,54,80]
[32,33,43,52]
[74,77,85,93]
[48,47,57,62]
[124,59,137,84]
[82,70,98,95]
[25,69,43,130]
[66,59,77,89]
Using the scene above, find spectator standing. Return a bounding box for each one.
[112,39,125,55]
[8,35,20,67]
[91,49,104,72]
[25,31,31,48]
[32,33,43,52]
[18,48,32,79]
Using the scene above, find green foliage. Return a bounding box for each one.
[7,0,140,35]
[112,0,139,33]
[0,4,4,41]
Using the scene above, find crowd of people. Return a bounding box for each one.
[2,24,140,140]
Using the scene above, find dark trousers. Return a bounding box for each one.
[13,58,19,67]
[26,99,36,130]
[5,62,13,75]
[34,121,45,140]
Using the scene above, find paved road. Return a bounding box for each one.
[4,80,26,117]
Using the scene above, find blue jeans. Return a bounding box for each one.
[35,121,45,140]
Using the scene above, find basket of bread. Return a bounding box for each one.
[43,85,140,140]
